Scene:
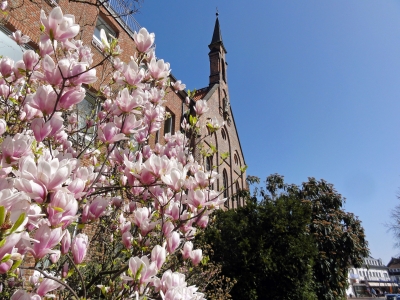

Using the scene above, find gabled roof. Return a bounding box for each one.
[193,87,209,101]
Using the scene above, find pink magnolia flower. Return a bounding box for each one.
[22,50,39,71]
[127,256,157,284]
[40,7,80,42]
[61,229,71,254]
[1,134,33,165]
[123,60,144,85]
[120,114,142,135]
[171,80,186,92]
[151,245,166,270]
[0,260,12,274]
[39,38,54,57]
[196,215,209,228]
[14,178,47,203]
[36,278,62,297]
[98,123,127,143]
[81,196,109,223]
[67,178,86,199]
[30,224,64,259]
[62,262,69,278]
[49,250,60,263]
[122,231,133,249]
[71,233,88,264]
[58,87,86,109]
[186,189,206,208]
[190,249,202,266]
[0,119,6,136]
[161,167,187,191]
[0,57,14,78]
[31,118,52,142]
[10,30,30,45]
[132,207,151,228]
[162,221,174,236]
[99,28,110,50]
[158,270,187,294]
[0,1,7,11]
[47,190,78,228]
[18,156,72,191]
[133,28,155,53]
[69,62,97,85]
[115,88,143,113]
[181,241,193,260]
[194,100,209,116]
[0,233,22,263]
[148,58,170,80]
[11,290,41,300]
[166,231,180,254]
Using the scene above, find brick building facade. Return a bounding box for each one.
[0,0,246,208]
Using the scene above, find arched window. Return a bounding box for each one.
[223,169,229,207]
[222,59,226,82]
[236,182,241,207]
[205,156,212,171]
[221,128,227,140]
[234,153,238,165]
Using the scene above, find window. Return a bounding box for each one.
[77,93,99,136]
[223,169,229,207]
[221,128,226,140]
[236,182,241,207]
[205,156,212,171]
[93,16,117,49]
[222,59,226,82]
[234,153,239,165]
[164,110,175,135]
[0,26,25,61]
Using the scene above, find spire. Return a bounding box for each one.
[209,11,226,53]
[211,12,222,44]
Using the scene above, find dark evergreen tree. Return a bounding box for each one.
[200,174,369,300]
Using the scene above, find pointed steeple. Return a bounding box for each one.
[208,11,228,85]
[209,12,227,53]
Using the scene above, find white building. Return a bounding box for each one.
[346,256,397,297]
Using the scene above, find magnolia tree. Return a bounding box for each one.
[0,6,234,300]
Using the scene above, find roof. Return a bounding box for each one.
[208,15,227,53]
[388,257,400,268]
[193,87,209,101]
[210,16,223,45]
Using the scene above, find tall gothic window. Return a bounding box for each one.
[222,59,226,82]
[223,169,229,208]
[236,182,241,207]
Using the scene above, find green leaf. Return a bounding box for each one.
[9,212,26,233]
[1,254,11,262]
[189,115,197,126]
[0,206,5,226]
[220,152,229,160]
[10,259,22,272]
[240,165,248,173]
[0,238,6,248]
[52,207,65,213]
[67,268,75,277]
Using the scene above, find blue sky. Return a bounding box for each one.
[135,0,400,264]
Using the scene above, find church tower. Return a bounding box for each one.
[208,12,228,86]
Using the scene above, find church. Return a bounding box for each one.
[0,0,246,208]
